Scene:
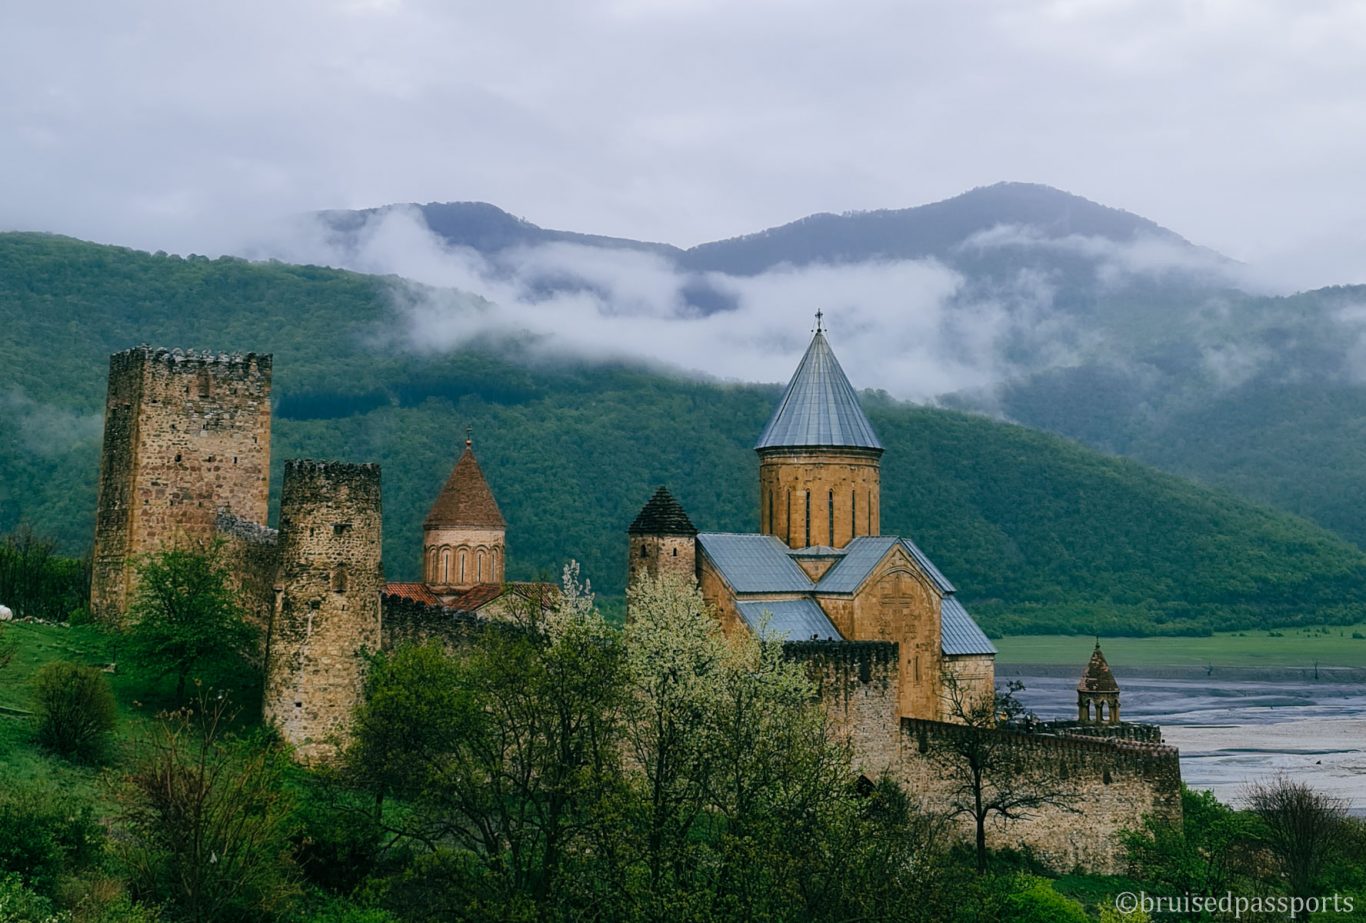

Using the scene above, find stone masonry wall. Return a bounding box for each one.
[628,534,697,586]
[214,510,280,658]
[381,595,484,652]
[941,653,996,720]
[900,718,1182,874]
[91,347,271,623]
[265,460,382,763]
[785,640,901,775]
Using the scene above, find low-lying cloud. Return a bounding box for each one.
[252,207,1102,401]
[1,391,103,456]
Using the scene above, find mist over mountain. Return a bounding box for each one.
[300,183,1366,554]
[6,231,1366,638]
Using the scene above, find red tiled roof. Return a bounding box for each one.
[425,442,506,530]
[444,583,507,611]
[443,582,559,613]
[382,582,441,606]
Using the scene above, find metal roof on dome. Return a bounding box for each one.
[736,599,841,641]
[941,596,997,656]
[755,330,883,451]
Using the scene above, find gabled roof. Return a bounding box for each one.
[815,536,899,593]
[813,535,955,596]
[425,440,506,530]
[381,582,441,606]
[736,599,840,641]
[1078,643,1119,693]
[629,486,697,536]
[900,538,955,594]
[755,331,883,451]
[697,533,814,593]
[941,596,997,656]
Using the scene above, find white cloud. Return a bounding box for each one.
[267,207,1062,399]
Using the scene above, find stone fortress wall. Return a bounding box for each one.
[901,718,1182,874]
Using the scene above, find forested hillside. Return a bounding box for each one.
[4,232,1366,635]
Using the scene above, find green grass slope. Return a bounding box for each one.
[4,232,1366,635]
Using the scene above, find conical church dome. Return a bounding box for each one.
[755,330,882,451]
[425,440,506,530]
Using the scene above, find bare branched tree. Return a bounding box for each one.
[1245,775,1348,898]
[929,672,1077,872]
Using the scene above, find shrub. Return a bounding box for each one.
[0,872,69,923]
[31,661,117,763]
[0,785,104,897]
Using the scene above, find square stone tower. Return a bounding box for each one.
[90,347,272,623]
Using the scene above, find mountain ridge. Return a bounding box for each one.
[3,231,1365,637]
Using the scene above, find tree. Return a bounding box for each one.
[929,673,1076,872]
[1123,786,1263,899]
[117,692,297,923]
[31,661,117,763]
[125,545,257,704]
[0,526,90,622]
[347,564,628,920]
[1245,775,1348,898]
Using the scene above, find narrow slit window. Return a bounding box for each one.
[828,490,835,546]
[804,492,811,548]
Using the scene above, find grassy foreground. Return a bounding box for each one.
[995,623,1366,670]
[0,619,261,794]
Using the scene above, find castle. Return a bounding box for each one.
[90,334,1180,870]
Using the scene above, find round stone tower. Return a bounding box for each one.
[265,460,383,763]
[628,486,698,586]
[423,435,506,590]
[756,321,883,549]
[1078,641,1120,724]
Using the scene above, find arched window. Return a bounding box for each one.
[440,548,452,584]
[828,490,835,546]
[331,566,347,593]
[459,548,468,584]
[640,544,648,558]
[804,492,811,547]
[851,490,857,537]
[477,548,487,582]
[427,548,437,583]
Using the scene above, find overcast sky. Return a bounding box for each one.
[3,0,1366,289]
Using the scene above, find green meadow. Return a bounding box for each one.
[994,623,1366,671]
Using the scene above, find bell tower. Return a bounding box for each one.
[756,314,883,549]
[1077,641,1121,724]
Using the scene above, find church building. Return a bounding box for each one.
[629,320,997,721]
[382,434,547,618]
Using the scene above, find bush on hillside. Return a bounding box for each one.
[0,786,104,898]
[31,661,117,763]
